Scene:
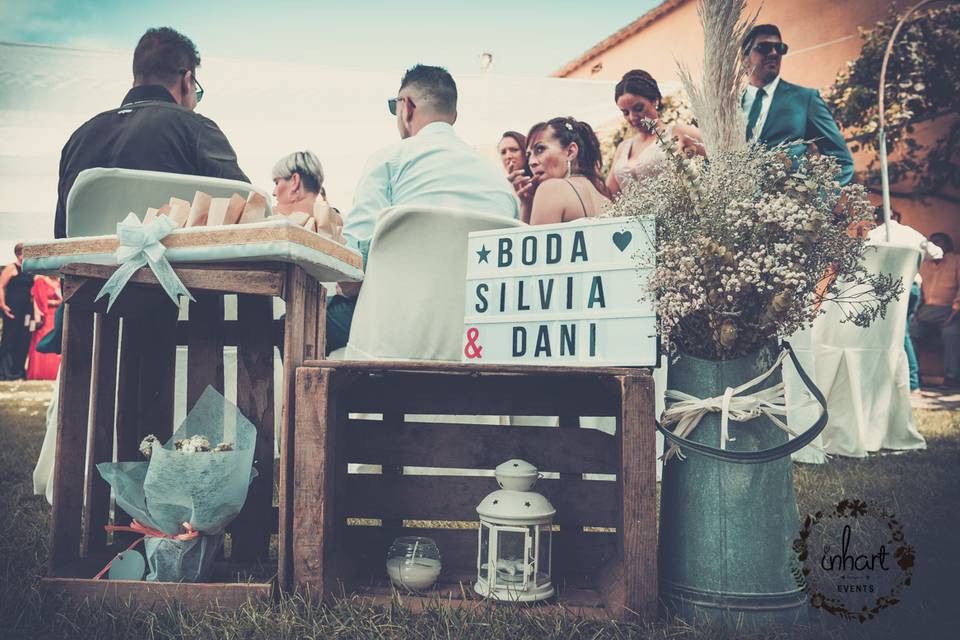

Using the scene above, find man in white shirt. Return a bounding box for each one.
[326,64,518,353]
[741,25,854,185]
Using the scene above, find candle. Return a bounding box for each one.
[386,556,442,591]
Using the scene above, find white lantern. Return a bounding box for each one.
[474,459,555,602]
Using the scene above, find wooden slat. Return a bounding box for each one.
[620,374,657,619]
[304,359,648,377]
[112,315,144,531]
[137,297,179,443]
[176,319,284,348]
[82,313,119,556]
[342,474,617,527]
[343,419,616,474]
[596,374,657,621]
[279,265,324,589]
[48,304,94,571]
[555,414,585,581]
[187,295,224,410]
[232,294,275,561]
[293,367,342,594]
[341,526,617,583]
[379,412,405,537]
[61,277,165,317]
[60,263,286,297]
[41,578,272,609]
[338,372,619,416]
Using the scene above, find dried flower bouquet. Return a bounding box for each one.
[606,0,898,360]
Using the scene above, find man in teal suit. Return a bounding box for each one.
[742,24,854,185]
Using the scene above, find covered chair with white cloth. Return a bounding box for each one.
[344,205,524,361]
[811,242,926,457]
[64,167,270,237]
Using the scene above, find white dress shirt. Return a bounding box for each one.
[344,121,519,258]
[743,75,781,140]
[868,219,943,284]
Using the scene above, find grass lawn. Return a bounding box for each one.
[0,381,958,639]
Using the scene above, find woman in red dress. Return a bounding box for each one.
[26,275,62,380]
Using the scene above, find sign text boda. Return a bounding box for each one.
[462,217,657,366]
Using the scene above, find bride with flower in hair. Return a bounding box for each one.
[508,116,610,225]
[606,69,705,198]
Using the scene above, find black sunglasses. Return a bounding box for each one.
[387,96,406,116]
[751,41,788,56]
[179,69,204,103]
[387,95,415,116]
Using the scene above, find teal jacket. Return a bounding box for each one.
[756,79,855,186]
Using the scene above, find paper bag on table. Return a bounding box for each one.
[239,192,267,224]
[314,202,345,244]
[186,191,212,227]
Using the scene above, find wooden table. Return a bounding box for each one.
[291,360,658,620]
[42,260,343,607]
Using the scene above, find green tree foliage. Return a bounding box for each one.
[825,4,960,200]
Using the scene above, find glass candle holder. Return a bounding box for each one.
[386,536,442,592]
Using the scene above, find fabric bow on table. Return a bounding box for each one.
[95,212,194,311]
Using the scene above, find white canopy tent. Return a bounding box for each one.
[0,41,621,258]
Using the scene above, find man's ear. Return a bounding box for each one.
[173,70,191,105]
[289,172,302,194]
[404,96,416,124]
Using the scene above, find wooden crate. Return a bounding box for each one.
[291,361,658,620]
[42,261,327,607]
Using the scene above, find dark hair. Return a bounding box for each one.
[399,64,457,115]
[500,131,526,151]
[614,69,662,107]
[133,27,200,87]
[526,117,609,197]
[742,24,782,54]
[931,232,954,253]
[873,206,902,224]
[14,242,24,258]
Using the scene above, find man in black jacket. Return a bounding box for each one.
[54,27,248,238]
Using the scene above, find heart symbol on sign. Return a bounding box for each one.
[612,231,632,252]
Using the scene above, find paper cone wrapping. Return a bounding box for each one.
[167,198,190,227]
[224,193,247,225]
[240,192,267,224]
[314,202,346,244]
[186,191,212,227]
[143,207,159,225]
[206,197,231,226]
[286,210,310,226]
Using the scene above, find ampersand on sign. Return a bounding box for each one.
[464,327,483,359]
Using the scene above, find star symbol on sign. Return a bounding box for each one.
[477,245,491,263]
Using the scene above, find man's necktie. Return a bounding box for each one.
[746,87,766,141]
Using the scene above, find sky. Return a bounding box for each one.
[0,0,664,77]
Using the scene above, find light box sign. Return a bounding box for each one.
[462,216,658,366]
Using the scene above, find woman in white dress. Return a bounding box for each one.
[606,70,704,198]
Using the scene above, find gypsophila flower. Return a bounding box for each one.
[139,434,158,459]
[175,435,211,453]
[604,136,900,359]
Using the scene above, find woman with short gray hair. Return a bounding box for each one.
[272,150,326,214]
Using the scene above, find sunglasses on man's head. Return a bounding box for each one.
[752,41,789,56]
